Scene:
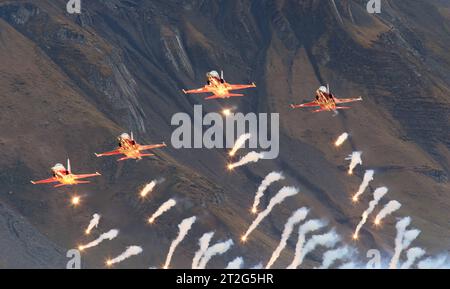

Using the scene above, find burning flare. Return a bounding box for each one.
[374,200,401,226]
[85,213,101,235]
[148,199,176,223]
[242,187,299,242]
[163,216,196,269]
[78,229,119,251]
[228,151,264,170]
[140,178,164,198]
[106,246,143,267]
[334,132,349,147]
[345,151,363,175]
[229,133,251,156]
[352,170,374,202]
[353,187,388,239]
[251,172,285,214]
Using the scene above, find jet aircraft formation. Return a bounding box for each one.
[31,69,362,202]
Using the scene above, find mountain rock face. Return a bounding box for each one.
[0,0,449,268]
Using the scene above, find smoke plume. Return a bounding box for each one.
[266,207,309,269]
[198,239,234,269]
[319,246,353,269]
[106,246,143,266]
[192,232,215,269]
[294,230,340,268]
[78,229,119,251]
[148,199,177,223]
[226,257,244,269]
[401,247,426,269]
[287,219,327,269]
[228,151,264,170]
[374,200,401,225]
[389,217,421,269]
[251,172,285,214]
[353,187,388,239]
[242,187,299,242]
[345,151,363,175]
[229,133,251,156]
[163,216,197,269]
[352,170,374,202]
[85,213,101,235]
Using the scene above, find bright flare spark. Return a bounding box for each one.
[334,133,349,147]
[71,196,80,206]
[222,108,232,116]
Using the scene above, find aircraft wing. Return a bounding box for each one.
[227,83,256,91]
[31,177,58,185]
[73,172,101,179]
[182,86,210,94]
[139,143,166,151]
[290,101,320,108]
[334,97,362,104]
[95,149,122,157]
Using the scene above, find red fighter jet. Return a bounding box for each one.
[182,70,256,100]
[290,85,362,113]
[31,159,101,188]
[95,132,166,161]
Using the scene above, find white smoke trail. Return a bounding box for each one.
[287,219,327,269]
[353,187,388,240]
[198,239,234,269]
[334,132,349,147]
[266,207,309,269]
[163,216,196,269]
[228,151,265,170]
[389,217,411,269]
[84,213,101,235]
[352,170,374,202]
[345,151,362,175]
[140,178,164,198]
[229,133,251,156]
[318,246,353,269]
[192,232,215,269]
[78,229,119,251]
[242,187,299,242]
[401,247,426,269]
[226,257,244,269]
[106,246,143,266]
[148,199,177,223]
[418,255,449,269]
[251,172,285,214]
[295,230,340,268]
[402,229,420,249]
[374,200,401,225]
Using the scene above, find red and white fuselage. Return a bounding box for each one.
[31,159,100,188]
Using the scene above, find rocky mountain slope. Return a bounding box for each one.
[0,0,449,268]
